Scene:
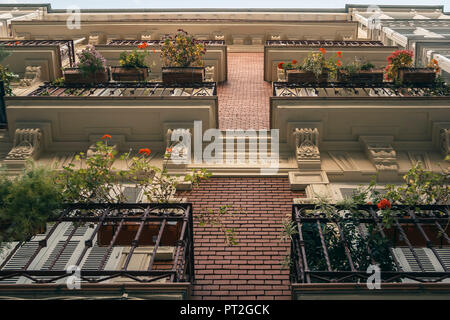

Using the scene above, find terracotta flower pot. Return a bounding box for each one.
[111,66,149,82]
[64,68,109,84]
[162,67,205,85]
[286,70,328,84]
[397,68,435,84]
[337,69,384,84]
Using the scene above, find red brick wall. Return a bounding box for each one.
[178,177,305,300]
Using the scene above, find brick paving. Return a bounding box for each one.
[218,53,271,130]
[178,177,304,300]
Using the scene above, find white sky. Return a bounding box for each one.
[0,0,449,10]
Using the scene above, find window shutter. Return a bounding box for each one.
[0,242,39,284]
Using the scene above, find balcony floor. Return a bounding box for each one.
[218,53,271,130]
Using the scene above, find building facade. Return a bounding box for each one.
[0,3,448,300]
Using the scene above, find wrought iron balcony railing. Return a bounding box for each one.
[106,39,225,46]
[27,82,217,97]
[291,204,450,284]
[0,40,75,67]
[273,82,450,98]
[0,203,194,284]
[266,40,385,47]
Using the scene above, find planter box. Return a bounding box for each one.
[337,69,383,84]
[286,70,328,84]
[111,66,149,82]
[97,221,182,246]
[162,67,205,85]
[64,68,109,84]
[398,68,435,84]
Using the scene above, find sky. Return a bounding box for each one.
[0,0,449,10]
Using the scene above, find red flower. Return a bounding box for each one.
[138,42,148,49]
[278,62,285,69]
[101,134,112,140]
[15,41,20,45]
[336,60,342,67]
[377,199,392,210]
[367,201,373,205]
[337,51,342,58]
[139,148,151,156]
[166,147,173,153]
[319,48,326,54]
[292,59,298,64]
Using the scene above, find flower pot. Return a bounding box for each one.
[162,67,205,85]
[111,66,149,82]
[286,70,328,84]
[64,68,109,84]
[397,68,435,84]
[97,221,182,246]
[337,69,384,84]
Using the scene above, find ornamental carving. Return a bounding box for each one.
[6,128,43,160]
[360,136,398,172]
[293,128,321,169]
[440,128,449,157]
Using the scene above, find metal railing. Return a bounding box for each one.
[0,81,6,128]
[0,203,194,284]
[291,204,450,284]
[266,40,385,47]
[106,39,225,46]
[28,82,217,97]
[0,40,75,67]
[273,82,450,98]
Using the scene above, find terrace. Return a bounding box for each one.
[0,203,194,299]
[290,204,450,299]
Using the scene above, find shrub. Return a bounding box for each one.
[161,29,206,67]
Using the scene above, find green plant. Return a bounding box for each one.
[51,77,65,86]
[75,45,107,77]
[301,48,341,80]
[161,29,206,67]
[0,64,18,96]
[119,44,148,68]
[198,205,240,246]
[0,163,63,246]
[278,60,299,71]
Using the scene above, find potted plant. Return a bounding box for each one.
[285,48,337,83]
[111,42,150,82]
[338,60,383,84]
[385,50,435,84]
[161,29,206,85]
[64,45,109,84]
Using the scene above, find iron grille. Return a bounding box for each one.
[106,40,225,46]
[0,203,194,284]
[28,82,217,97]
[273,82,450,98]
[0,40,75,67]
[266,40,385,47]
[291,204,450,284]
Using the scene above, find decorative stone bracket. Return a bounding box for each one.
[359,135,398,174]
[440,128,449,157]
[293,127,321,170]
[5,128,43,161]
[166,128,192,165]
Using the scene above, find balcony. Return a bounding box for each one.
[28,81,217,97]
[273,82,450,98]
[264,40,397,82]
[0,203,194,299]
[291,204,450,299]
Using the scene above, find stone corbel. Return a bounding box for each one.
[439,128,449,157]
[359,136,399,180]
[19,66,42,87]
[293,128,321,170]
[166,128,191,162]
[5,128,43,170]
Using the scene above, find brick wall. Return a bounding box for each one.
[178,177,304,300]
